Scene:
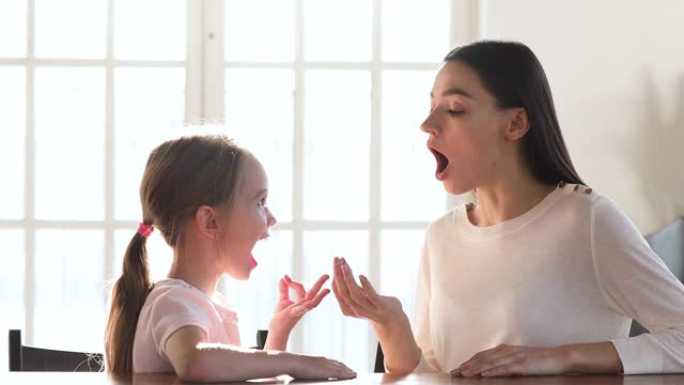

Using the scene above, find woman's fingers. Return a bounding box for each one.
[333,258,354,300]
[331,277,355,316]
[358,274,381,307]
[340,259,370,305]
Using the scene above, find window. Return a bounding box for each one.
[0,0,471,373]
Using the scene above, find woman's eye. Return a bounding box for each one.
[448,110,464,116]
[258,197,267,207]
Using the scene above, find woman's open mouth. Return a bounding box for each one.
[429,146,450,180]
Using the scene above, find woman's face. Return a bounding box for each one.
[420,60,515,195]
[220,155,277,280]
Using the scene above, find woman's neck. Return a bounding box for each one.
[470,171,555,227]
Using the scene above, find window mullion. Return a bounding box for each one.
[104,0,115,313]
[290,0,305,354]
[24,0,36,346]
[199,0,224,123]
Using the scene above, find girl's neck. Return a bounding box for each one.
[169,242,222,296]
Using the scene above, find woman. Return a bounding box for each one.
[331,41,684,376]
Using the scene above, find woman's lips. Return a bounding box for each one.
[429,146,450,181]
[249,254,258,269]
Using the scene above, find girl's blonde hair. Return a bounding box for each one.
[105,134,248,377]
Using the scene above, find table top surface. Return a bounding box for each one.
[4,372,684,385]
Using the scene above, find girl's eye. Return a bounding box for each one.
[258,197,267,207]
[448,110,465,116]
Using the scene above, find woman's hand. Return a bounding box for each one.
[288,354,357,381]
[331,257,422,374]
[266,274,330,350]
[331,256,403,326]
[451,344,570,377]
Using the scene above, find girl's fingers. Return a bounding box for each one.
[306,288,331,309]
[305,274,330,300]
[278,277,291,301]
[287,278,306,300]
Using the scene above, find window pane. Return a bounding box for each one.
[115,0,186,60]
[35,68,105,220]
[34,230,105,352]
[0,230,25,374]
[300,231,370,371]
[114,68,186,221]
[220,230,292,345]
[0,68,25,219]
[225,0,294,62]
[380,230,423,321]
[225,69,294,222]
[0,0,27,57]
[114,228,173,284]
[35,0,106,58]
[304,70,370,220]
[382,0,449,62]
[304,0,371,61]
[382,70,447,221]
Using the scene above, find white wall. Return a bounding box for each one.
[474,0,684,234]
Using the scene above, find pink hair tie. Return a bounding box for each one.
[137,223,154,238]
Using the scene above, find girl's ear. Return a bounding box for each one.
[504,108,530,141]
[194,205,220,240]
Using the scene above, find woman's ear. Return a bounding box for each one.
[504,108,530,141]
[194,205,220,240]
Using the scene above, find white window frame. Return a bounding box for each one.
[2,0,481,362]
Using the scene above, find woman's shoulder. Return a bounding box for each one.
[426,205,464,232]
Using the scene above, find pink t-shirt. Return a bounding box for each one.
[132,278,240,373]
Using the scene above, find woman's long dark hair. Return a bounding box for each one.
[445,41,584,186]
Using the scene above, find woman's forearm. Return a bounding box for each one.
[562,341,623,374]
[372,312,421,374]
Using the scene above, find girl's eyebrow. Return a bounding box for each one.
[253,188,268,198]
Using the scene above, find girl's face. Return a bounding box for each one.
[220,155,277,280]
[420,61,515,195]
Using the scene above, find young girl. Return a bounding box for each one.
[105,134,356,382]
[331,41,684,376]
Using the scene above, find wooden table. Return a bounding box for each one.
[3,372,684,384]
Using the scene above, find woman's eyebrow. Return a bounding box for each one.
[430,87,474,99]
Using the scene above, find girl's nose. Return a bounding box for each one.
[266,207,277,227]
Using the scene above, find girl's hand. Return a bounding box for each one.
[331,256,403,326]
[266,274,330,349]
[451,344,569,377]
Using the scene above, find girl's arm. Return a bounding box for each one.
[331,257,422,374]
[165,325,355,382]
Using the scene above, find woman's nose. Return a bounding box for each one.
[420,112,438,135]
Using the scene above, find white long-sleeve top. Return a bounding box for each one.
[413,183,684,374]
